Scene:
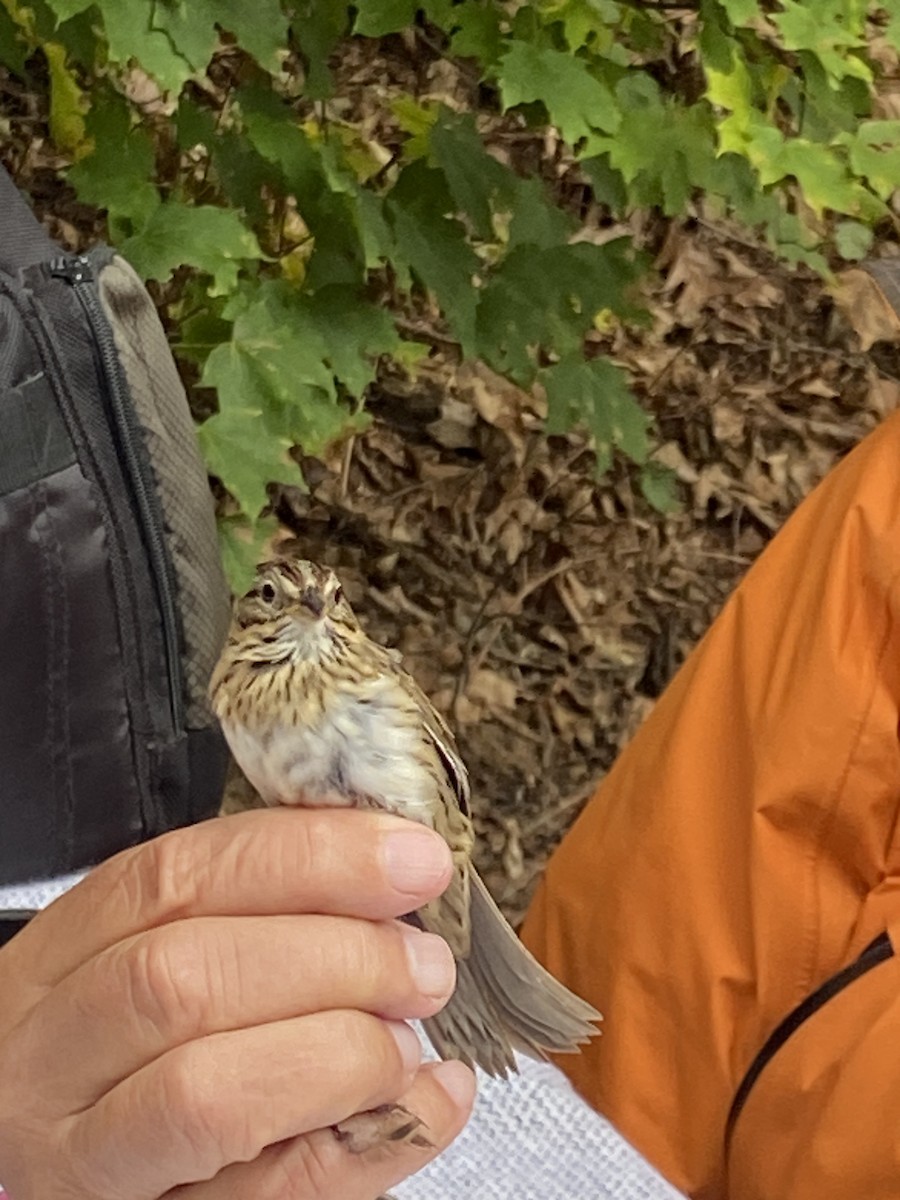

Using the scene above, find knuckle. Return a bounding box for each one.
[265,1135,338,1200]
[330,919,386,988]
[121,926,211,1039]
[279,810,328,888]
[161,1043,247,1167]
[134,831,202,921]
[60,1113,127,1199]
[329,1010,405,1096]
[315,918,408,1008]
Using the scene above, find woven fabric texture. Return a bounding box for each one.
[397,1040,685,1200]
[97,257,230,727]
[0,868,89,911]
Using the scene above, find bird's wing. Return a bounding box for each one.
[375,643,472,817]
[368,640,475,959]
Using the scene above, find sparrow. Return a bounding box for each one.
[209,556,601,1152]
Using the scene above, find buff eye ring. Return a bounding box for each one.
[261,582,277,604]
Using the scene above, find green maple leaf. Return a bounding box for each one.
[587,78,718,215]
[542,356,647,476]
[833,219,873,260]
[148,2,216,73]
[387,161,479,353]
[202,281,381,470]
[548,0,623,54]
[43,0,93,19]
[154,0,289,74]
[121,202,262,294]
[448,0,504,64]
[238,84,325,194]
[91,0,193,94]
[0,5,28,76]
[353,0,418,36]
[301,284,400,395]
[69,0,288,94]
[205,288,337,444]
[506,176,578,251]
[198,405,302,519]
[45,41,87,153]
[239,84,387,285]
[291,3,350,98]
[792,55,870,143]
[392,95,438,161]
[428,108,514,240]
[498,42,621,144]
[718,0,759,24]
[839,121,900,200]
[476,240,640,382]
[68,88,159,227]
[767,133,878,216]
[176,99,271,224]
[217,513,282,594]
[773,0,869,84]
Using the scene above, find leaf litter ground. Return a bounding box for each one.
[266,240,897,924]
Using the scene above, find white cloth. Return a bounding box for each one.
[0,872,684,1199]
[0,868,89,912]
[394,1049,685,1200]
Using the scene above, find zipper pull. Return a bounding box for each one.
[49,254,94,284]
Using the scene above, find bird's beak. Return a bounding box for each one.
[300,587,324,617]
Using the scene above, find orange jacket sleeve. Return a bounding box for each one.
[521,409,900,1198]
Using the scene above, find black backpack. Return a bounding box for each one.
[0,166,230,885]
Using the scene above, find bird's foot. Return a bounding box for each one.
[332,1102,432,1154]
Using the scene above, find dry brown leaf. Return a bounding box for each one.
[497,518,526,564]
[799,378,838,398]
[466,668,518,713]
[867,374,900,417]
[654,440,701,483]
[712,402,746,447]
[456,361,540,465]
[427,396,477,449]
[500,816,525,882]
[830,268,900,350]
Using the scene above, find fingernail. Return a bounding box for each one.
[402,927,456,1001]
[381,826,452,897]
[387,1019,422,1074]
[428,1059,476,1109]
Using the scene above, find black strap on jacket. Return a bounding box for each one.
[725,930,894,1152]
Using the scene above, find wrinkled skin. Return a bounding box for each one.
[0,808,475,1200]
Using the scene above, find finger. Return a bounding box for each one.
[12,916,455,1113]
[165,1059,476,1200]
[7,808,452,992]
[65,1012,424,1200]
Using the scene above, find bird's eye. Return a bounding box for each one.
[333,586,344,605]
[260,582,277,604]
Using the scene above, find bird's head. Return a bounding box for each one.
[233,557,360,659]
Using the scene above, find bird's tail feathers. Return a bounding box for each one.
[422,870,601,1078]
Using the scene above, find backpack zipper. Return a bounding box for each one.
[49,253,185,732]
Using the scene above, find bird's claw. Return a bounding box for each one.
[332,1102,432,1154]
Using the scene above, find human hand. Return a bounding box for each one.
[0,808,475,1199]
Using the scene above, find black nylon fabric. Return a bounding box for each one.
[0,165,228,884]
[0,367,76,495]
[0,461,143,880]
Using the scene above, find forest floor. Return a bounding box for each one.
[272,225,899,922]
[5,52,900,922]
